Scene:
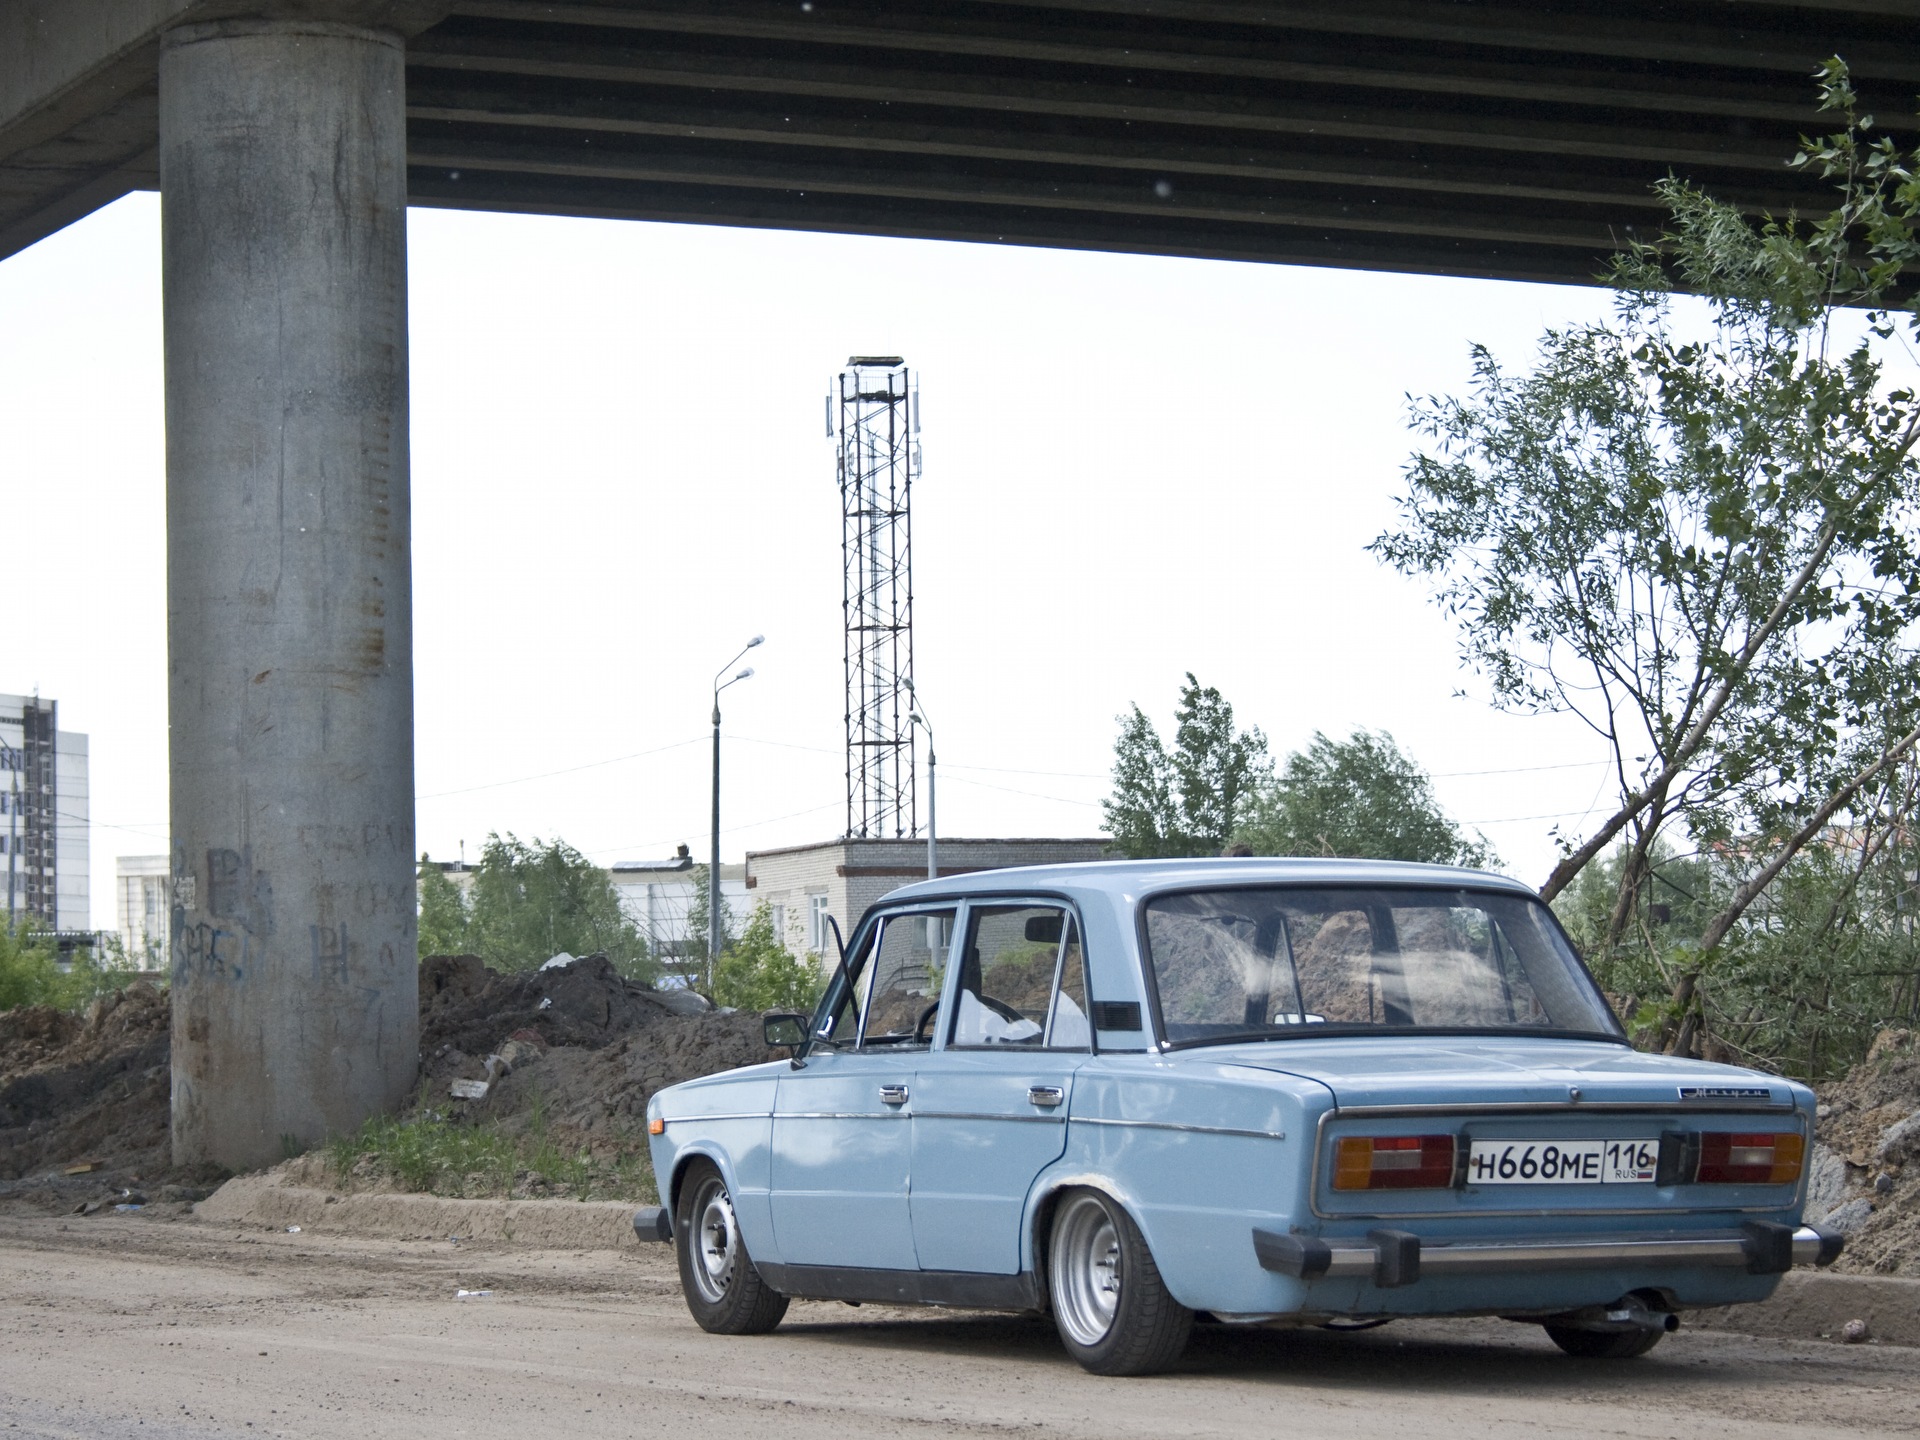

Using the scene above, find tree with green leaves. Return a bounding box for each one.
[1238,729,1496,868]
[417,859,472,957]
[0,927,119,1013]
[1104,675,1271,857]
[1372,61,1920,1054]
[713,900,824,1013]
[425,834,656,982]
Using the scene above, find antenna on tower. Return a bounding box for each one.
[833,356,919,840]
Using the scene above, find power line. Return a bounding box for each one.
[1433,758,1611,779]
[580,800,844,860]
[943,772,1104,810]
[418,735,707,799]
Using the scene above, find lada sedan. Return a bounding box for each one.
[637,858,1840,1374]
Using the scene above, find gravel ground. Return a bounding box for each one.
[2,1210,1918,1440]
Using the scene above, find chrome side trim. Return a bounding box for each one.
[913,1111,1063,1125]
[770,1111,911,1120]
[657,1112,769,1125]
[1075,1116,1286,1141]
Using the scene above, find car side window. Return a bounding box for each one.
[821,909,954,1048]
[949,904,1089,1051]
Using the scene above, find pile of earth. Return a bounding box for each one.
[0,984,181,1197]
[0,953,774,1207]
[1807,1027,1920,1275]
[386,952,770,1190]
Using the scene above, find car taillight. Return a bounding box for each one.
[1696,1131,1804,1185]
[1333,1135,1456,1190]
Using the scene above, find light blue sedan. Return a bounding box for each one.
[639,858,1840,1374]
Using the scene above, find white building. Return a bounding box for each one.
[609,845,747,977]
[116,854,170,970]
[746,836,1113,969]
[0,693,88,932]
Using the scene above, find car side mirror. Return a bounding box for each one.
[763,1013,809,1048]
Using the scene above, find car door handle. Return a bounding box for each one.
[879,1084,910,1106]
[1027,1086,1066,1108]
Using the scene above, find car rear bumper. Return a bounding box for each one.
[1253,1221,1842,1288]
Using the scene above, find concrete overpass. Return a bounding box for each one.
[4,1,1915,1170]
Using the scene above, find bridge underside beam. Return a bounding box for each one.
[4,0,1918,283]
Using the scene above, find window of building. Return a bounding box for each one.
[770,903,786,944]
[808,893,831,953]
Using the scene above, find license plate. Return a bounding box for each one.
[1465,1138,1658,1186]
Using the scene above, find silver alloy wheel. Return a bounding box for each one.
[688,1175,740,1305]
[1051,1193,1124,1348]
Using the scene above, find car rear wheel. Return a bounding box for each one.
[674,1158,789,1335]
[1543,1322,1666,1359]
[1047,1188,1192,1375]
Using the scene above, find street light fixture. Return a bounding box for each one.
[904,678,936,883]
[710,635,763,986]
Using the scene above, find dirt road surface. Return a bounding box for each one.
[3,1212,1917,1440]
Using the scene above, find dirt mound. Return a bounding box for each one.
[0,954,778,1201]
[412,952,772,1168]
[0,984,173,1187]
[417,952,697,1061]
[1810,1028,1920,1275]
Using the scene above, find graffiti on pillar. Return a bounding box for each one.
[171,845,274,984]
[174,918,237,983]
[310,922,351,986]
[205,847,274,937]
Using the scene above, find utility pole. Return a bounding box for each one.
[905,679,937,882]
[709,635,763,988]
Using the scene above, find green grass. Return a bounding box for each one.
[324,1103,656,1203]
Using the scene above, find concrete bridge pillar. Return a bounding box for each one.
[160,18,416,1170]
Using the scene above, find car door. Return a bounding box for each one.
[909,901,1093,1274]
[768,906,955,1271]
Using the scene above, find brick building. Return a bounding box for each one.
[745,837,1112,967]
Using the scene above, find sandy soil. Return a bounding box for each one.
[3,1210,1917,1440]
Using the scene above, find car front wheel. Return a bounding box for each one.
[674,1158,789,1335]
[1047,1188,1192,1375]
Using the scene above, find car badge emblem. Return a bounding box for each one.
[1677,1085,1772,1102]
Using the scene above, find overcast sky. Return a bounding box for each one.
[3,193,1633,929]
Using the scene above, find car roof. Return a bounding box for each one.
[877,855,1538,908]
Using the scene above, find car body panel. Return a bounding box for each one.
[908,1050,1087,1272]
[645,858,1825,1322]
[768,1049,919,1268]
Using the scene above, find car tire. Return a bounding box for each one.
[673,1158,789,1335]
[1543,1322,1666,1359]
[1047,1188,1193,1376]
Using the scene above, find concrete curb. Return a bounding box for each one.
[194,1174,642,1249]
[1688,1270,1920,1347]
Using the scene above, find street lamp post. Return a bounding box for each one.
[710,635,763,988]
[905,679,936,883]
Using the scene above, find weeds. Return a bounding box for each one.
[324,1103,655,1203]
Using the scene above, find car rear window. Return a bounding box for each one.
[1142,886,1619,1046]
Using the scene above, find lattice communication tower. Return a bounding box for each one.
[831,356,921,839]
